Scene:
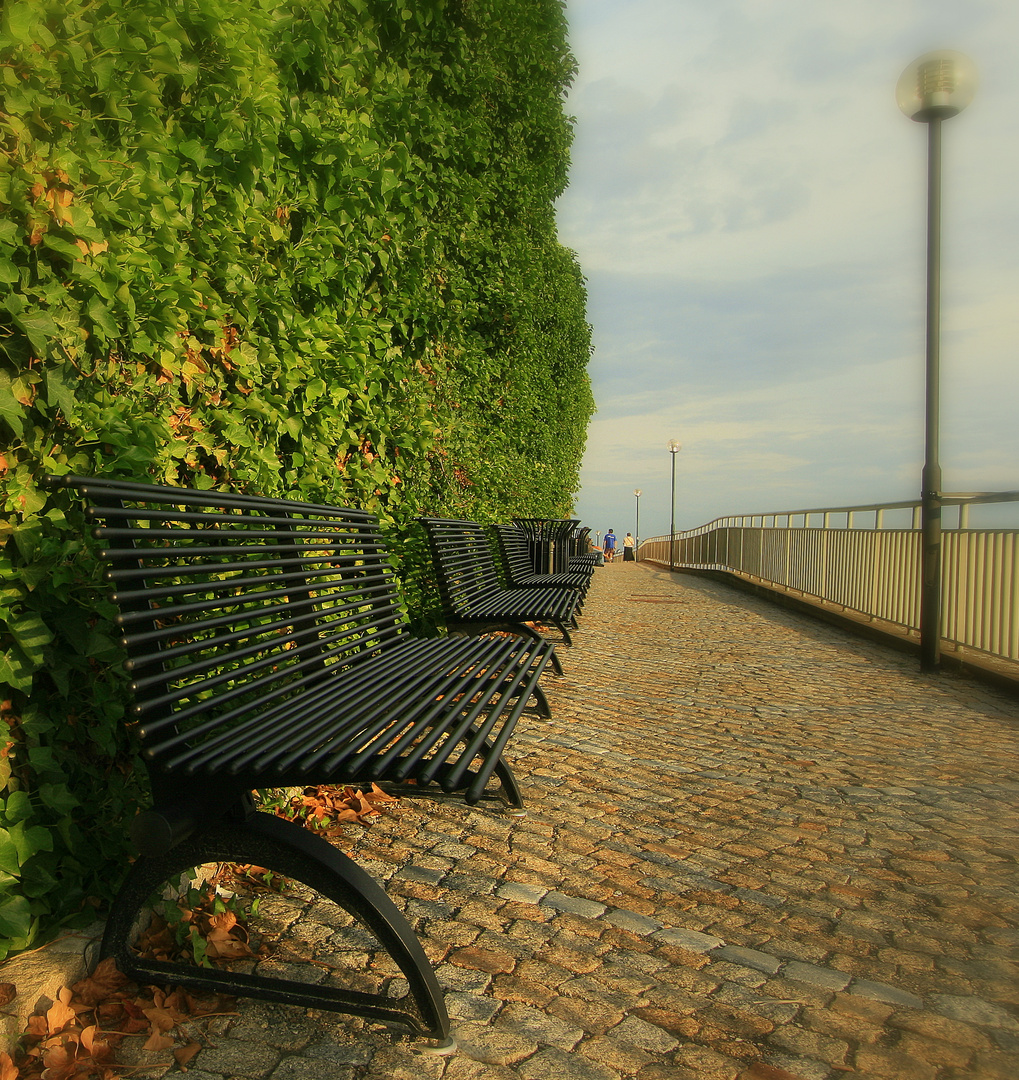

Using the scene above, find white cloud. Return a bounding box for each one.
[561,0,1019,533]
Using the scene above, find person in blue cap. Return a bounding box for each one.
[603,529,616,562]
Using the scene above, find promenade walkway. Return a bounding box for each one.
[137,560,1019,1080]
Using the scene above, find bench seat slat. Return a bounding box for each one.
[128,610,404,717]
[148,634,441,769]
[344,635,526,778]
[225,637,504,774]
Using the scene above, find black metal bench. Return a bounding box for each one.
[568,526,601,570]
[511,517,578,574]
[494,524,594,600]
[419,517,583,667]
[48,476,559,1048]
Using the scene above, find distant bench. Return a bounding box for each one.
[47,475,559,1048]
[494,523,594,601]
[419,516,584,664]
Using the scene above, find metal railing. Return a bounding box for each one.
[638,491,1019,667]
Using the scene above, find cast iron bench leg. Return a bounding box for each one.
[494,758,527,817]
[100,812,451,1045]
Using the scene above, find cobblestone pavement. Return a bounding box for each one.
[135,562,1019,1080]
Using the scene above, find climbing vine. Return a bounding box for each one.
[0,0,593,955]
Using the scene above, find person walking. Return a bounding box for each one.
[603,529,617,563]
[623,532,635,561]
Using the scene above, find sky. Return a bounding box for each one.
[556,0,1019,541]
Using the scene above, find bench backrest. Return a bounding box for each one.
[418,517,505,616]
[54,476,407,773]
[512,518,580,574]
[494,524,542,584]
[573,527,591,555]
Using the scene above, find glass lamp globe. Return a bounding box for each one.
[896,50,977,122]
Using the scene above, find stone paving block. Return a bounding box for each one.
[853,1046,940,1079]
[781,961,851,992]
[547,996,626,1036]
[848,978,924,1009]
[497,1002,585,1051]
[491,973,559,1008]
[601,908,664,936]
[754,1053,832,1080]
[706,961,770,989]
[518,1046,622,1080]
[222,1002,320,1051]
[270,1058,359,1080]
[607,1014,680,1053]
[453,1020,540,1066]
[766,1022,850,1066]
[445,991,502,1023]
[930,993,1019,1031]
[434,963,493,993]
[896,1031,974,1070]
[670,1043,744,1080]
[540,891,608,919]
[653,926,725,952]
[191,1040,282,1078]
[714,946,782,976]
[579,1033,656,1072]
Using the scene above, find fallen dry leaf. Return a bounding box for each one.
[141,1032,174,1053]
[45,989,77,1035]
[173,1043,202,1067]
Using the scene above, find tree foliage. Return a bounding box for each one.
[0,0,593,955]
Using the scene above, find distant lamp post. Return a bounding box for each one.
[667,440,682,573]
[633,489,642,562]
[897,50,977,673]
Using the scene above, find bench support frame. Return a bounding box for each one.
[101,810,451,1042]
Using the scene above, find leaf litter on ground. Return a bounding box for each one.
[4,784,403,1077]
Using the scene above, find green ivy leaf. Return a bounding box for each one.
[2,2,37,44]
[0,648,37,693]
[0,892,33,941]
[0,831,21,877]
[2,790,32,825]
[6,615,55,668]
[11,310,60,356]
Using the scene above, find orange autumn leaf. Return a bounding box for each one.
[142,1032,174,1053]
[141,1006,176,1033]
[174,1043,202,1067]
[204,927,253,961]
[45,989,77,1034]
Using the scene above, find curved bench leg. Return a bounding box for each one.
[531,683,552,718]
[493,758,526,815]
[100,812,450,1042]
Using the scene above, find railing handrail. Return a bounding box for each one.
[640,490,1019,543]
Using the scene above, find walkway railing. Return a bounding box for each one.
[638,491,1019,668]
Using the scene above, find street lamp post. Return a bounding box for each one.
[633,489,642,562]
[667,440,682,573]
[897,51,976,673]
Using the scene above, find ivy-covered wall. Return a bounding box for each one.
[0,0,593,955]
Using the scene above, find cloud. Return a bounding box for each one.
[560,0,1019,282]
[561,0,1019,534]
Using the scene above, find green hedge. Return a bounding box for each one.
[0,0,592,956]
